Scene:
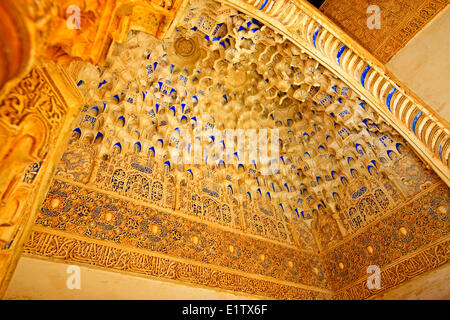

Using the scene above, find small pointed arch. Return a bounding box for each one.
[355,143,365,156]
[72,128,82,139]
[387,149,396,160]
[148,146,155,157]
[340,176,348,185]
[113,142,122,154]
[89,106,99,116]
[331,170,337,179]
[396,143,406,154]
[117,116,125,127]
[94,132,104,144]
[134,141,142,153]
[186,169,194,179]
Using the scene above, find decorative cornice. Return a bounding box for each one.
[220,0,450,186]
[334,238,449,300]
[23,228,332,300]
[320,0,449,63]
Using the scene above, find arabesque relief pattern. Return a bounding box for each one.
[320,0,449,63]
[34,178,328,290]
[22,0,449,299]
[24,229,331,300]
[223,0,450,185]
[0,65,82,295]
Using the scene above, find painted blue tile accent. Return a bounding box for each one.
[439,143,443,159]
[412,111,423,134]
[337,45,346,66]
[386,87,396,112]
[313,26,321,48]
[259,0,268,10]
[360,65,371,88]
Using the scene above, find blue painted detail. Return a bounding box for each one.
[386,87,396,112]
[439,144,443,159]
[77,80,84,87]
[337,45,346,66]
[359,102,366,110]
[98,80,107,88]
[360,65,371,88]
[90,106,99,114]
[412,111,423,134]
[259,0,268,10]
[371,160,377,168]
[252,18,261,26]
[134,141,142,150]
[113,142,122,152]
[313,26,321,48]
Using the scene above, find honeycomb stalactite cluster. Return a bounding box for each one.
[0,0,448,300]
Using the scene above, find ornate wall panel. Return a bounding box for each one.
[0,63,83,296]
[23,229,331,300]
[4,0,449,299]
[322,182,449,293]
[222,0,450,187]
[27,178,331,298]
[320,0,449,63]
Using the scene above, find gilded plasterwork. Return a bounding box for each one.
[18,0,449,299]
[320,0,449,63]
[0,0,448,300]
[0,65,83,295]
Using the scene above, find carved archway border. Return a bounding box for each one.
[220,0,450,186]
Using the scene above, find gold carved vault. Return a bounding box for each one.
[0,0,449,299]
[320,0,449,63]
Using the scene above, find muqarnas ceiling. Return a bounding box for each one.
[26,0,449,299]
